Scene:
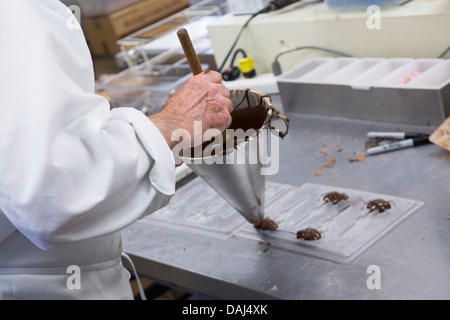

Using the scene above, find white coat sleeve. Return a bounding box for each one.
[0,0,176,250]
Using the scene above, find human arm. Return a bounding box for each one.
[150,70,233,150]
[0,0,175,250]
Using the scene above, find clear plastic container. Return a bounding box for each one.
[325,0,410,11]
[126,90,169,116]
[143,177,249,239]
[103,64,201,113]
[227,0,270,15]
[76,0,141,17]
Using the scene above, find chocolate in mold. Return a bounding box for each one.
[296,228,321,241]
[367,199,391,213]
[254,218,278,231]
[323,192,349,204]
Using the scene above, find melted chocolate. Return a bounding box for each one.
[323,192,348,204]
[254,218,278,231]
[182,101,269,158]
[228,105,268,132]
[296,228,321,241]
[367,199,391,213]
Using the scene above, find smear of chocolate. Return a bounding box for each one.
[347,153,367,163]
[314,156,336,176]
[367,199,391,213]
[323,192,348,204]
[254,218,278,231]
[296,228,321,241]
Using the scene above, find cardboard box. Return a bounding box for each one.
[80,0,142,17]
[82,0,190,56]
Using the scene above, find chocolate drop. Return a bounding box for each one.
[254,218,278,231]
[367,199,391,213]
[323,192,348,205]
[296,228,321,241]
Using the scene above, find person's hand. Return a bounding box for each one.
[149,70,233,150]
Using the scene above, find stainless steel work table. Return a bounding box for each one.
[122,95,450,300]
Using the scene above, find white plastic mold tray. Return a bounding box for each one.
[237,182,423,264]
[142,177,246,239]
[142,178,296,239]
[277,58,450,125]
[143,178,422,263]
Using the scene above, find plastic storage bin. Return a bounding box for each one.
[103,64,203,114]
[276,57,450,125]
[325,0,410,11]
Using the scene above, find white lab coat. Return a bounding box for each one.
[0,0,176,299]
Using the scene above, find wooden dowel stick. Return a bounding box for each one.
[177,28,203,76]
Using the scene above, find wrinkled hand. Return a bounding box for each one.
[150,70,233,150]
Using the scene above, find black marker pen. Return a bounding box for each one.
[367,135,430,155]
